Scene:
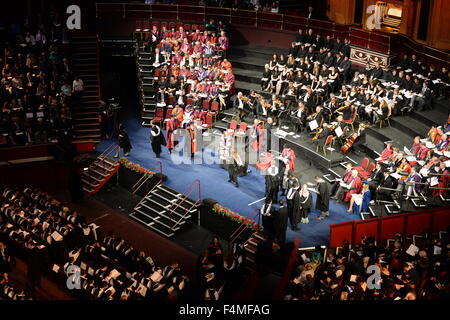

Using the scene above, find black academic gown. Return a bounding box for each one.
[119,129,132,153]
[261,204,276,240]
[316,181,330,212]
[150,125,165,156]
[286,188,300,227]
[274,205,289,244]
[299,193,313,219]
[265,173,280,203]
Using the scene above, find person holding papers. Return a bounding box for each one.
[330,163,353,198]
[432,162,449,197]
[402,166,422,198]
[332,170,362,203]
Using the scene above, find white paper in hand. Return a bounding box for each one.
[406,244,419,256]
[309,120,318,131]
[334,126,343,137]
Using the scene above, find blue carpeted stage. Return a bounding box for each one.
[96,117,361,247]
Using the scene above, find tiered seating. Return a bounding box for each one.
[284,229,450,300]
[0,186,190,300]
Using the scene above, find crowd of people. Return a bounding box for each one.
[197,236,247,300]
[0,186,190,300]
[0,14,81,148]
[253,28,449,146]
[368,116,450,203]
[285,231,450,300]
[143,20,235,154]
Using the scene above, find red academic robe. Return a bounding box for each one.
[433,168,449,197]
[344,176,362,202]
[166,118,176,150]
[281,148,296,172]
[187,125,197,155]
[380,148,393,162]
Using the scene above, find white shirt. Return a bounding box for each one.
[287,187,299,200]
[73,79,84,91]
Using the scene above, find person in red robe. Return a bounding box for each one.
[343,170,363,203]
[166,114,177,153]
[410,136,421,154]
[281,147,296,172]
[379,143,393,162]
[171,105,184,126]
[187,122,197,158]
[433,162,450,197]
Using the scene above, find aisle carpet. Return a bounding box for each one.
[96,118,361,247]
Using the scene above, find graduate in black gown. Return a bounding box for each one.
[308,176,330,220]
[265,161,280,203]
[150,120,166,158]
[260,199,276,240]
[274,200,289,244]
[227,150,244,188]
[115,124,132,157]
[298,184,312,224]
[286,181,300,230]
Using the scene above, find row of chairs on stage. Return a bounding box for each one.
[152,104,217,130]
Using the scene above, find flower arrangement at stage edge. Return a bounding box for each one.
[119,158,155,177]
[212,204,263,232]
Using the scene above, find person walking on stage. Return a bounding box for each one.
[265,160,280,203]
[227,150,243,188]
[150,120,166,158]
[286,181,300,230]
[299,184,312,224]
[308,176,330,220]
[115,123,132,157]
[274,200,289,244]
[260,198,276,240]
[166,114,177,154]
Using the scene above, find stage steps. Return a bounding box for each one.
[228,56,266,73]
[82,154,120,195]
[71,34,102,144]
[243,231,267,271]
[134,38,157,127]
[228,44,286,61]
[130,183,200,238]
[233,67,262,85]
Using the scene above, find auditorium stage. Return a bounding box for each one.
[213,117,346,169]
[95,117,361,248]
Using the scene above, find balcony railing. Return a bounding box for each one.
[96,3,449,67]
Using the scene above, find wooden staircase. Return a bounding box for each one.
[71,34,102,143]
[130,181,200,237]
[81,143,119,195]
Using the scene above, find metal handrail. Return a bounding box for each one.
[229,208,260,244]
[131,160,163,196]
[169,179,201,229]
[131,174,151,195]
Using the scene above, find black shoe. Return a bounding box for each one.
[235,183,239,188]
[228,179,232,183]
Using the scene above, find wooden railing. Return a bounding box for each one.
[95,3,449,68]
